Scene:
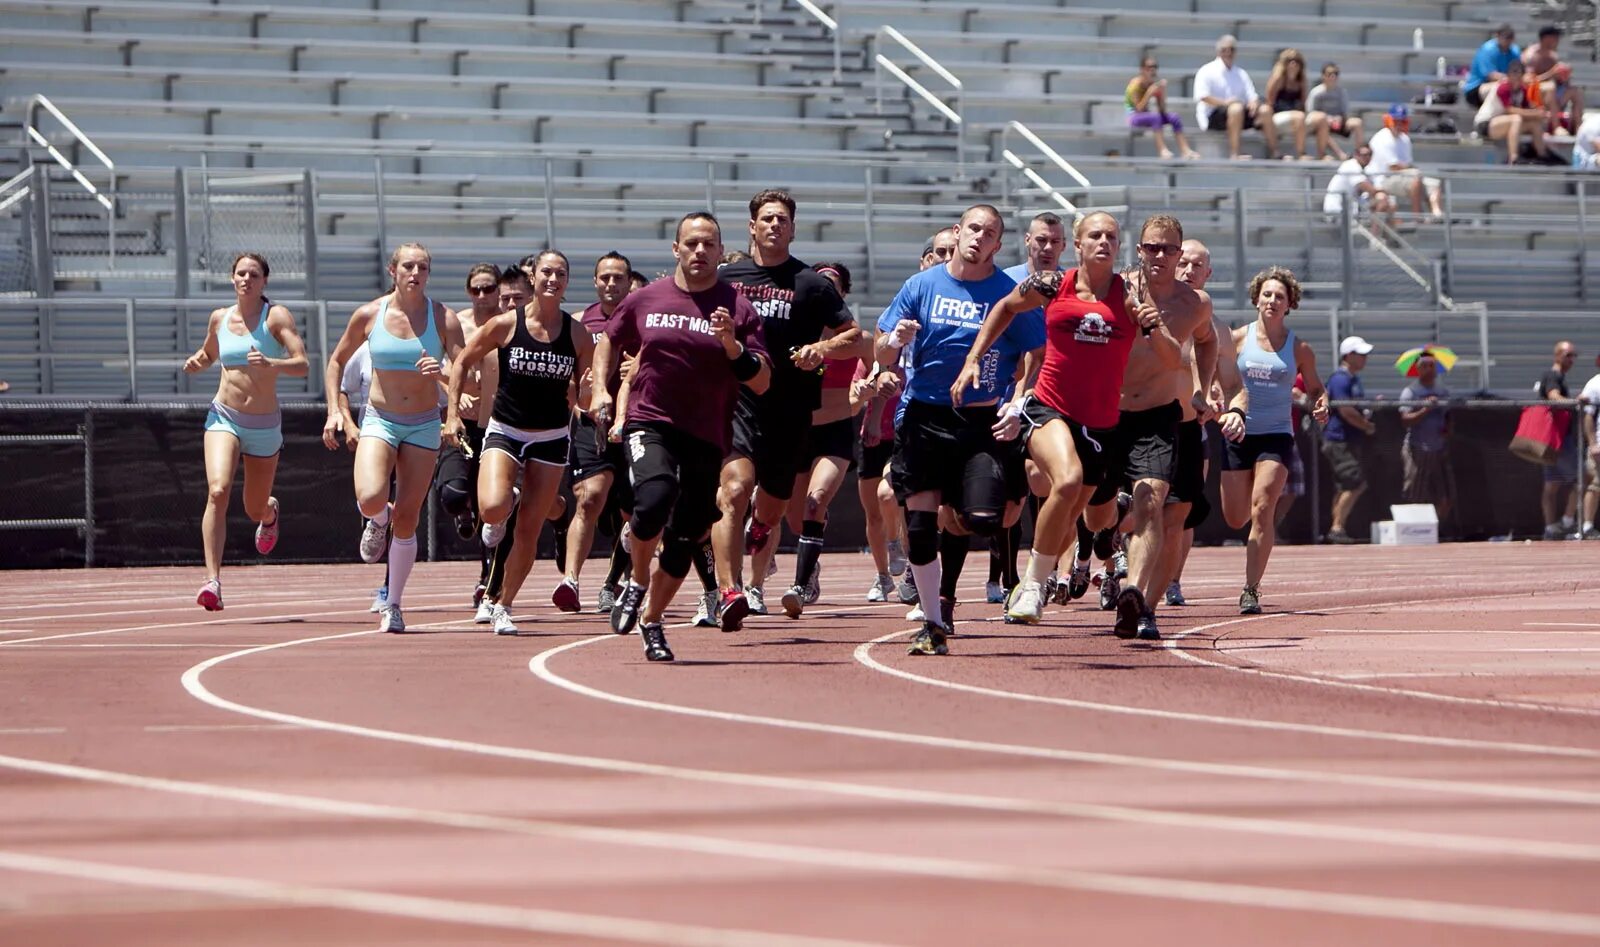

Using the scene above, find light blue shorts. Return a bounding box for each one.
[205,402,283,457]
[360,405,442,451]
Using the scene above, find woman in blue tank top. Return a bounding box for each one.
[1219,266,1329,615]
[323,242,467,633]
[182,252,309,612]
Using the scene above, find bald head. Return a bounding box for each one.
[1555,340,1578,371]
[1177,239,1212,291]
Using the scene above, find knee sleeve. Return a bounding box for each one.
[657,531,697,580]
[1185,493,1212,531]
[906,509,941,565]
[630,475,678,543]
[959,454,1005,536]
[438,479,472,516]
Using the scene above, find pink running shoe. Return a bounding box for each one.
[197,578,223,611]
[255,497,280,555]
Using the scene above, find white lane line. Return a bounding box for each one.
[1497,648,1600,654]
[1313,629,1600,636]
[1528,623,1600,628]
[1,756,1597,940]
[7,643,282,649]
[851,631,1600,760]
[142,724,300,733]
[0,851,884,947]
[0,728,67,735]
[1164,595,1600,718]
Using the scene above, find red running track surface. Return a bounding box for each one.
[1,543,1599,945]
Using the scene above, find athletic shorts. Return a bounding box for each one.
[854,434,894,480]
[1087,400,1181,505]
[361,405,441,451]
[570,412,627,482]
[432,420,484,504]
[1223,432,1297,471]
[890,399,1008,506]
[1021,395,1115,488]
[1320,438,1369,491]
[1001,436,1029,503]
[484,417,568,467]
[731,391,813,501]
[205,401,282,458]
[1328,115,1353,136]
[1168,419,1206,506]
[805,416,856,466]
[621,421,724,539]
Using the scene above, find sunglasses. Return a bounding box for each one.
[468,284,497,296]
[1139,242,1181,256]
[1143,62,1159,69]
[1324,69,1340,76]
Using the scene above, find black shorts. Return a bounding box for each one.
[1204,107,1231,131]
[569,413,635,511]
[1021,396,1115,489]
[805,416,856,467]
[433,420,484,497]
[1223,432,1297,471]
[854,434,894,480]
[621,421,724,538]
[1328,115,1353,136]
[1088,401,1181,506]
[891,400,1007,505]
[1321,438,1370,491]
[731,391,813,501]
[1465,85,1486,108]
[1169,419,1206,505]
[484,427,568,466]
[1002,437,1029,503]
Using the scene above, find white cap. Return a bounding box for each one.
[1339,335,1374,357]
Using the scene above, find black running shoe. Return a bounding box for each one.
[1066,562,1091,601]
[907,621,949,656]
[640,621,675,662]
[1099,571,1120,611]
[610,582,645,635]
[454,509,476,541]
[1114,586,1145,639]
[938,596,956,635]
[1239,585,1262,615]
[1136,611,1160,641]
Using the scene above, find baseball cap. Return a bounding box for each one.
[1386,104,1410,121]
[1339,336,1374,357]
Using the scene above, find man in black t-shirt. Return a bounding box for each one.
[1539,340,1581,539]
[714,189,865,626]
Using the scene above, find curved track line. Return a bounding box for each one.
[0,851,882,947]
[851,631,1600,760]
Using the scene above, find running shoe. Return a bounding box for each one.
[474,599,497,624]
[938,596,957,635]
[1239,585,1262,615]
[472,583,486,608]
[906,603,925,622]
[885,538,908,577]
[254,496,280,555]
[453,509,476,541]
[1098,570,1120,611]
[1325,528,1356,545]
[481,487,519,548]
[693,589,720,628]
[745,586,768,615]
[780,584,806,619]
[596,584,618,614]
[802,564,820,605]
[492,605,518,636]
[370,586,389,614]
[745,519,772,556]
[196,578,223,611]
[1110,548,1128,580]
[907,621,949,656]
[1113,587,1145,639]
[1066,562,1092,601]
[1584,526,1600,541]
[985,581,1006,604]
[378,604,405,633]
[1136,611,1161,641]
[718,586,749,632]
[359,505,391,563]
[1006,580,1044,624]
[866,573,894,602]
[1164,581,1187,606]
[898,571,919,605]
[640,621,675,662]
[610,582,645,635]
[551,577,581,613]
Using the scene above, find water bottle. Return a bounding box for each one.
[1436,56,1447,78]
[1413,28,1424,51]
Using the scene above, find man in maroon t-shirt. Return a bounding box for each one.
[590,212,771,661]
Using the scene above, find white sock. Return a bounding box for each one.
[366,503,390,528]
[386,534,417,607]
[1024,550,1059,586]
[908,558,942,622]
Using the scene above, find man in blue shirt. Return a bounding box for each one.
[1322,335,1377,543]
[1399,350,1453,525]
[1464,23,1521,108]
[875,203,1045,655]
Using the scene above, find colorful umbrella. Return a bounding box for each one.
[1394,346,1457,376]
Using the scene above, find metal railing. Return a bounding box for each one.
[999,121,1094,215]
[790,0,844,82]
[0,420,94,566]
[873,25,965,173]
[22,95,117,268]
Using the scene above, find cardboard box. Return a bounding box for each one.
[1370,504,1439,545]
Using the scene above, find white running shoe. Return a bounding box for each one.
[1006,580,1044,625]
[359,504,391,563]
[492,604,518,636]
[474,600,496,624]
[745,586,768,615]
[481,487,520,548]
[886,538,908,577]
[866,573,894,602]
[693,589,719,628]
[369,586,388,614]
[802,564,820,605]
[378,604,405,633]
[906,603,926,622]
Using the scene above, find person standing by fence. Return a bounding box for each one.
[1539,341,1581,539]
[1398,350,1456,529]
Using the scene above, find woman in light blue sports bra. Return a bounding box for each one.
[1217,266,1328,616]
[182,252,309,612]
[323,242,466,633]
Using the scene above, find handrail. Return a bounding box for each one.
[22,94,118,268]
[0,168,32,215]
[1352,209,1457,310]
[873,25,965,174]
[792,0,843,82]
[998,121,1094,215]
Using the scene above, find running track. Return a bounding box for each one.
[2,544,1598,945]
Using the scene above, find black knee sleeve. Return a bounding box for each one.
[958,453,1005,536]
[438,480,472,516]
[906,509,940,565]
[1093,526,1117,561]
[630,475,677,543]
[658,531,697,580]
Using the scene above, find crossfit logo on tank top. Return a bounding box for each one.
[1073,313,1113,344]
[732,284,794,322]
[507,346,576,379]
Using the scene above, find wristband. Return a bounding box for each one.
[731,348,761,382]
[1225,406,1246,421]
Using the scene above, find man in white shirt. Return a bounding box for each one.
[1192,34,1279,159]
[1573,113,1600,171]
[1323,144,1397,231]
[1368,105,1443,219]
[1578,360,1600,537]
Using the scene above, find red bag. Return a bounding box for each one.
[1508,405,1570,466]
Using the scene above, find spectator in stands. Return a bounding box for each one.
[1126,56,1201,159]
[1323,144,1398,232]
[1523,25,1583,132]
[1307,62,1365,159]
[1463,23,1521,108]
[1264,48,1323,160]
[1369,105,1443,219]
[1539,341,1582,539]
[1578,355,1600,538]
[1574,113,1600,170]
[1474,60,1563,165]
[1194,35,1280,160]
[919,228,957,270]
[1322,336,1376,544]
[1399,350,1455,526]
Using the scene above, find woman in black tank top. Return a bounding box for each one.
[443,254,594,628]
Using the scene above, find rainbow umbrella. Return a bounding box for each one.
[1394,346,1457,376]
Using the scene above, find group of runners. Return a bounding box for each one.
[184,188,1331,661]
